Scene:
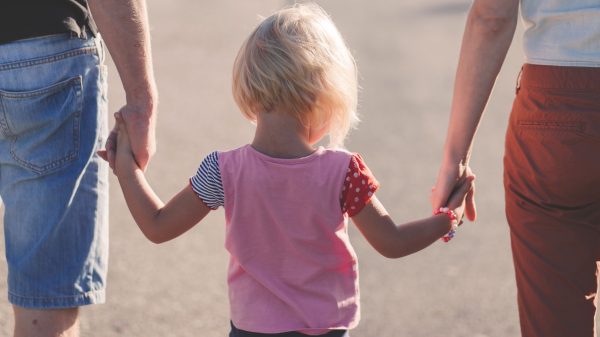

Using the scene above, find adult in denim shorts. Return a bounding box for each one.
[0,1,157,336]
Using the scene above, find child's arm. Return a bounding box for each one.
[352,176,473,259]
[113,116,211,243]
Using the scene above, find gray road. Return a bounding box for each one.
[1,1,597,336]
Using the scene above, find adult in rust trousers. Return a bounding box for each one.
[431,0,600,336]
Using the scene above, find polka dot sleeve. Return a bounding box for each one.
[341,153,380,217]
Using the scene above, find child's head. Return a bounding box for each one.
[232,3,358,148]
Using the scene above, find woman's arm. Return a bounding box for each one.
[431,0,520,218]
[114,118,210,244]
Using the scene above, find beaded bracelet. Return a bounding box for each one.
[434,207,459,242]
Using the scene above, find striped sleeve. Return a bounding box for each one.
[190,151,224,210]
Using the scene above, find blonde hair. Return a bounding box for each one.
[232,3,358,148]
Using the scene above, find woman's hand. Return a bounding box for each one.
[443,171,476,223]
[431,162,477,222]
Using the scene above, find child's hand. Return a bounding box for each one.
[445,174,476,224]
[97,126,118,170]
[114,112,141,176]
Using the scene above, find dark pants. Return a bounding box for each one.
[229,322,348,337]
[504,63,600,337]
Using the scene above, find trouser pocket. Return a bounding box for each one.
[0,76,83,175]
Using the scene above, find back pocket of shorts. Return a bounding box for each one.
[0,76,83,175]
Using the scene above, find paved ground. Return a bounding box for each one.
[1,0,598,336]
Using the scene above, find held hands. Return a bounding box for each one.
[436,173,475,242]
[98,112,141,176]
[431,162,477,222]
[117,103,157,171]
[443,173,476,224]
[98,103,156,172]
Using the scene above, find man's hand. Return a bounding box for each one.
[97,102,156,172]
[117,102,156,171]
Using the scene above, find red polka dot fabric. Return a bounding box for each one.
[341,153,379,217]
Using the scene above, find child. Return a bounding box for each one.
[107,4,473,337]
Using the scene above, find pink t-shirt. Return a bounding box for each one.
[220,145,368,335]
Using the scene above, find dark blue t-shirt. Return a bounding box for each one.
[0,0,97,44]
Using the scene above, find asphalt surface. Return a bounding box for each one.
[1,1,598,336]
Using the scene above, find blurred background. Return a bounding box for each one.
[2,0,595,336]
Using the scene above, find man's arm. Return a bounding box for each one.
[90,0,157,171]
[431,0,519,217]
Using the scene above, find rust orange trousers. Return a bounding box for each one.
[504,64,600,337]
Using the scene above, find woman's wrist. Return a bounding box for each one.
[441,151,469,169]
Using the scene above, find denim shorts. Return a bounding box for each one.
[0,32,109,308]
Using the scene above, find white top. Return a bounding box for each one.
[521,0,600,67]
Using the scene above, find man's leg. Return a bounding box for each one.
[13,307,79,337]
[0,32,108,335]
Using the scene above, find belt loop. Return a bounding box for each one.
[94,33,106,63]
[515,65,524,95]
[80,25,88,40]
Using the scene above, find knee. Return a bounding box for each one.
[13,306,79,337]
